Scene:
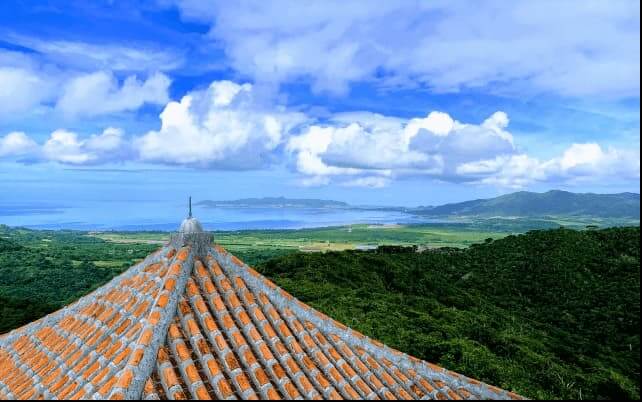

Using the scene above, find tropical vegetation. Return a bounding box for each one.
[0,225,639,399]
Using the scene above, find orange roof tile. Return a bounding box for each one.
[0,243,523,400]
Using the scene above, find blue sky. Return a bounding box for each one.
[0,0,640,211]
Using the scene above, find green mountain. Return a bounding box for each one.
[197,196,350,209]
[414,190,640,219]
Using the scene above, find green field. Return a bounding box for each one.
[90,216,632,256]
[94,224,508,250]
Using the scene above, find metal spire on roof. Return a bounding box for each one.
[172,195,210,256]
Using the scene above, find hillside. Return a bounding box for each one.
[256,227,641,400]
[197,196,350,209]
[414,190,640,219]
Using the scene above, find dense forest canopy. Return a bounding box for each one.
[0,225,639,399]
[256,227,640,400]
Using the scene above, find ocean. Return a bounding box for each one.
[0,201,424,231]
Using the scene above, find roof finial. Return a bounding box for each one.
[189,196,193,218]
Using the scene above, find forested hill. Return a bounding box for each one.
[414,190,640,218]
[256,227,641,400]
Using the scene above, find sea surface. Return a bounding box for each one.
[0,201,426,231]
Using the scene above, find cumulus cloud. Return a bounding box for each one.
[1,78,638,189]
[136,80,306,168]
[42,130,94,164]
[56,71,171,118]
[284,108,640,188]
[286,110,517,185]
[553,144,640,182]
[42,127,128,165]
[456,144,641,188]
[0,127,129,165]
[166,0,640,97]
[456,154,548,188]
[0,132,38,157]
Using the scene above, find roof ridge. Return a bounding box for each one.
[0,248,166,349]
[210,245,519,400]
[107,247,195,400]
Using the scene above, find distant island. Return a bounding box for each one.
[196,196,350,209]
[198,190,641,220]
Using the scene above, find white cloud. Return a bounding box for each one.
[405,111,460,138]
[553,143,640,181]
[136,80,306,168]
[0,132,38,157]
[43,130,93,164]
[285,108,640,188]
[456,154,547,188]
[456,144,641,188]
[86,127,127,153]
[9,36,184,73]
[0,65,59,118]
[286,110,516,185]
[559,143,610,171]
[167,0,640,97]
[42,128,127,165]
[2,77,638,189]
[0,38,175,120]
[1,127,129,164]
[56,71,171,118]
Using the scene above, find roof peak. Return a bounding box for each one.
[179,196,203,234]
[179,217,203,234]
[173,200,211,257]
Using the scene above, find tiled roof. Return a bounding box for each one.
[0,243,523,400]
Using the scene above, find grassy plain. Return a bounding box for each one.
[90,222,521,251]
[90,215,635,255]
